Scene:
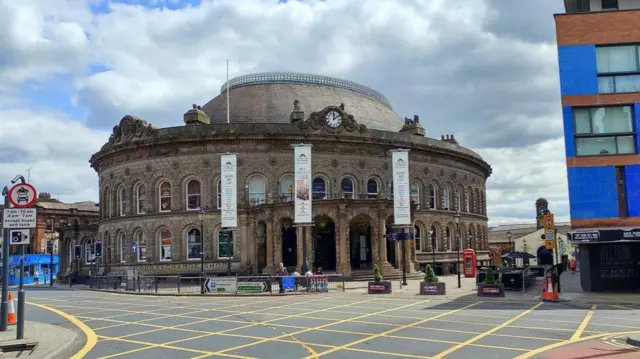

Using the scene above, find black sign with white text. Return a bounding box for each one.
[570,228,640,243]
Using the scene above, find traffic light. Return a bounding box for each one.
[74,245,82,259]
[95,241,103,258]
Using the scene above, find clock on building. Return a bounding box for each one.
[325,110,342,128]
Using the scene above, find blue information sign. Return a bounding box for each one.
[282,276,295,291]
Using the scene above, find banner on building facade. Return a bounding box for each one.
[293,145,312,224]
[220,153,237,228]
[391,149,411,226]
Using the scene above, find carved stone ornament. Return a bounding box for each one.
[237,158,244,167]
[450,171,457,179]
[145,164,153,173]
[269,158,277,166]
[424,167,429,174]
[124,168,131,176]
[464,174,468,181]
[358,160,366,169]
[298,106,368,134]
[382,163,389,171]
[331,159,339,168]
[440,169,444,176]
[203,159,211,168]
[172,161,180,170]
[110,172,114,179]
[106,115,157,148]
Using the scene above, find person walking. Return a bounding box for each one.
[569,260,576,275]
[276,263,288,293]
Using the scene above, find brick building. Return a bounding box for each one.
[555,0,640,291]
[0,193,99,255]
[62,72,493,279]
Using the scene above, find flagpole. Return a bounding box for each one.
[226,59,230,124]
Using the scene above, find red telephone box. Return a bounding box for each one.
[462,249,477,278]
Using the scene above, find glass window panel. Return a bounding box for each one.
[591,106,633,134]
[617,136,636,154]
[576,137,618,156]
[596,46,638,73]
[248,177,266,204]
[280,175,294,201]
[187,229,201,260]
[614,75,640,93]
[598,76,615,94]
[312,178,326,199]
[160,229,172,261]
[218,232,233,258]
[574,109,591,134]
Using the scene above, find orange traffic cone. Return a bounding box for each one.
[7,292,16,326]
[541,273,559,302]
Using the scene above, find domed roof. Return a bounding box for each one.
[201,72,404,132]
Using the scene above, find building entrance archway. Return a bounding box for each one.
[312,216,336,271]
[349,214,373,269]
[281,218,297,268]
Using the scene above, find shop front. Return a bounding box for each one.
[568,228,640,292]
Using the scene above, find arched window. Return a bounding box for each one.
[341,178,354,198]
[430,225,438,251]
[414,225,421,252]
[187,228,202,260]
[118,186,126,216]
[186,179,201,210]
[410,183,420,207]
[428,184,437,209]
[312,177,327,200]
[118,233,125,263]
[218,230,234,259]
[216,179,222,209]
[443,186,451,210]
[84,239,95,265]
[367,179,379,199]
[159,229,172,261]
[136,183,146,214]
[159,181,171,212]
[136,232,147,262]
[248,177,266,205]
[445,227,451,251]
[279,175,294,202]
[465,187,470,212]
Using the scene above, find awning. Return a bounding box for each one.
[568,227,640,244]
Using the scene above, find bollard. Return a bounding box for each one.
[16,289,24,339]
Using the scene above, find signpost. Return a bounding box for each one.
[543,213,556,250]
[237,281,269,293]
[1,179,36,339]
[204,277,237,293]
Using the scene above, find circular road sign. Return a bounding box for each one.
[8,183,37,208]
[545,217,552,227]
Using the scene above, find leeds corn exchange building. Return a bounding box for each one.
[60,72,492,278]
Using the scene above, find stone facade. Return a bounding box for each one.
[60,77,492,278]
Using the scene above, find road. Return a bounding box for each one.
[20,285,640,358]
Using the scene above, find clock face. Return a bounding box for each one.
[325,110,342,128]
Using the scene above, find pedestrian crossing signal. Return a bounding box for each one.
[95,241,103,258]
[74,245,82,259]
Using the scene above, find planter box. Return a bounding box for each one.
[368,281,392,294]
[420,282,446,295]
[477,283,506,297]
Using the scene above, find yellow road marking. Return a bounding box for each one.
[97,298,379,358]
[571,304,597,341]
[430,302,542,359]
[303,301,482,359]
[515,330,640,359]
[27,301,98,359]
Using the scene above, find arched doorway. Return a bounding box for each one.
[312,216,336,271]
[281,218,297,268]
[386,216,396,267]
[350,214,374,270]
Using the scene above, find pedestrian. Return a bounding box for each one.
[276,263,288,293]
[569,260,576,275]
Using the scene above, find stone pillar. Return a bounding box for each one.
[263,216,274,274]
[240,217,249,266]
[296,226,303,272]
[305,226,313,270]
[273,218,282,269]
[376,210,394,276]
[246,217,256,268]
[337,210,351,276]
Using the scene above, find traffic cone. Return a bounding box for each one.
[541,273,559,302]
[7,292,16,326]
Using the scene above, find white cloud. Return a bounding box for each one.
[0,0,569,226]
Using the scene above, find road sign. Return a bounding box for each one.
[2,208,37,229]
[9,229,30,245]
[205,277,238,293]
[237,281,268,293]
[543,213,556,249]
[543,214,555,231]
[8,183,37,208]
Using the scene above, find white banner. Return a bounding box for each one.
[294,145,312,223]
[220,154,237,228]
[392,150,411,226]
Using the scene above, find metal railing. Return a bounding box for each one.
[86,274,346,295]
[249,192,389,207]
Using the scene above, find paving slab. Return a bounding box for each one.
[0,321,79,359]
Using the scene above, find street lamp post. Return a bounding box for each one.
[198,208,205,294]
[507,230,512,267]
[49,240,54,287]
[453,212,461,289]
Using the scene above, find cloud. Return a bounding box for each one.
[0,0,569,225]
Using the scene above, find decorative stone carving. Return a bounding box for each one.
[331,159,339,168]
[106,115,157,147]
[298,105,368,134]
[110,173,114,179]
[358,160,366,169]
[203,159,211,168]
[269,158,277,166]
[172,161,180,170]
[383,163,389,171]
[237,158,244,167]
[145,164,153,173]
[124,168,130,176]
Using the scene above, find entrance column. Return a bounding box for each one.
[296,226,303,273]
[377,208,394,275]
[263,215,274,274]
[338,208,351,276]
[305,226,313,270]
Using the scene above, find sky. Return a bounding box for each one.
[0,0,567,226]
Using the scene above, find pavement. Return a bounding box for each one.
[0,320,78,358]
[4,271,638,359]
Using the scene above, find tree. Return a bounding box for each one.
[424,265,438,283]
[373,264,382,282]
[483,267,497,285]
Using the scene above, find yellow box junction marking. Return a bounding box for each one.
[571,304,597,341]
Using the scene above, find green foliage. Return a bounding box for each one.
[483,267,497,284]
[373,264,382,282]
[424,265,438,283]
